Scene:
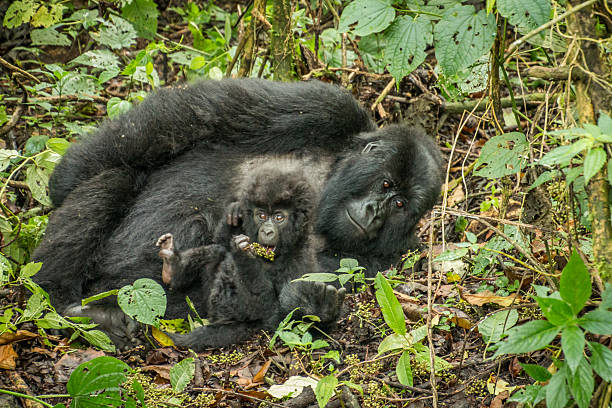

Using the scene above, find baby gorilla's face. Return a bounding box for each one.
[252,208,290,250]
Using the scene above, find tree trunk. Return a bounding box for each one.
[270,0,296,81]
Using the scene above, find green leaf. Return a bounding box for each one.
[117,278,166,326]
[20,262,42,278]
[598,112,612,135]
[3,0,36,29]
[433,5,496,76]
[545,369,570,408]
[378,333,410,354]
[528,170,560,190]
[478,309,519,343]
[339,258,360,269]
[296,273,339,283]
[560,250,591,315]
[578,309,612,334]
[25,135,49,155]
[338,0,395,36]
[587,342,612,382]
[0,149,20,171]
[433,248,468,261]
[561,325,585,374]
[396,351,413,386]
[315,375,338,408]
[494,320,560,356]
[540,138,591,166]
[107,97,133,119]
[81,289,119,306]
[25,165,52,206]
[71,50,121,72]
[535,297,574,326]
[374,272,406,335]
[583,147,606,185]
[46,138,71,156]
[93,15,137,50]
[567,357,594,408]
[509,384,546,405]
[497,0,551,32]
[67,356,129,406]
[31,28,71,46]
[170,357,195,392]
[122,0,159,40]
[384,16,432,82]
[474,132,529,179]
[608,159,612,187]
[31,4,64,28]
[520,363,551,382]
[80,329,115,353]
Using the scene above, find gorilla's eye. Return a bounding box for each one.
[383,180,391,189]
[258,212,267,221]
[274,213,286,222]
[395,199,404,208]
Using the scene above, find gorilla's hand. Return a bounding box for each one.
[232,234,256,258]
[279,280,346,325]
[226,201,243,227]
[64,304,142,351]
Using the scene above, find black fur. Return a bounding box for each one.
[159,159,344,349]
[32,79,442,347]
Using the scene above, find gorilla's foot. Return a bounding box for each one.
[156,233,179,285]
[64,304,143,351]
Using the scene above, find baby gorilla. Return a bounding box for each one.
[156,158,345,349]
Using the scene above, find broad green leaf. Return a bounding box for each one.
[412,344,453,372]
[566,357,594,408]
[545,369,570,408]
[520,363,552,382]
[107,97,133,119]
[378,333,410,354]
[587,342,612,381]
[37,311,70,330]
[478,309,518,343]
[25,165,52,206]
[170,358,195,392]
[601,283,612,310]
[396,351,413,386]
[578,309,612,334]
[561,325,584,373]
[339,258,360,269]
[80,329,115,353]
[67,356,129,405]
[122,0,159,40]
[509,384,546,405]
[25,135,48,155]
[93,15,137,50]
[494,320,560,356]
[71,50,121,71]
[540,138,592,166]
[338,0,395,36]
[497,0,551,32]
[0,149,20,171]
[474,132,529,178]
[31,4,64,28]
[374,272,406,335]
[315,375,338,408]
[20,292,45,322]
[67,8,99,29]
[117,278,166,326]
[384,16,432,82]
[3,0,36,29]
[528,170,560,191]
[47,138,71,156]
[535,297,574,326]
[598,112,612,135]
[433,248,468,261]
[358,34,387,74]
[583,147,606,184]
[31,28,71,46]
[296,273,339,283]
[20,262,42,278]
[560,250,591,315]
[433,5,496,76]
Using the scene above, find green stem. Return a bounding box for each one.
[0,388,66,408]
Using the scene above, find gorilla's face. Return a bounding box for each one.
[315,136,438,258]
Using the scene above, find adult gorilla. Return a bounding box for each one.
[32,79,443,345]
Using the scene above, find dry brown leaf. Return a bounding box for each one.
[461,290,521,307]
[252,360,271,384]
[0,330,37,345]
[447,183,465,207]
[54,349,105,382]
[0,344,18,369]
[142,364,171,381]
[434,306,474,329]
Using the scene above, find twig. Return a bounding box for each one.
[525,65,587,80]
[371,78,395,111]
[436,207,555,234]
[504,0,598,62]
[193,387,284,407]
[0,56,39,83]
[427,210,438,407]
[442,93,558,114]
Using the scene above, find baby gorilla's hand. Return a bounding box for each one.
[279,280,346,325]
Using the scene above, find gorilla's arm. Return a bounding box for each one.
[50,79,374,206]
[279,280,346,329]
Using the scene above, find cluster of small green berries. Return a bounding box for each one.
[249,242,275,261]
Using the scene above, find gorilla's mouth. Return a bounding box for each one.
[345,209,367,236]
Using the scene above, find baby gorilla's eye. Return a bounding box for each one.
[395,199,404,208]
[383,180,391,189]
[258,212,268,220]
[274,213,285,222]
